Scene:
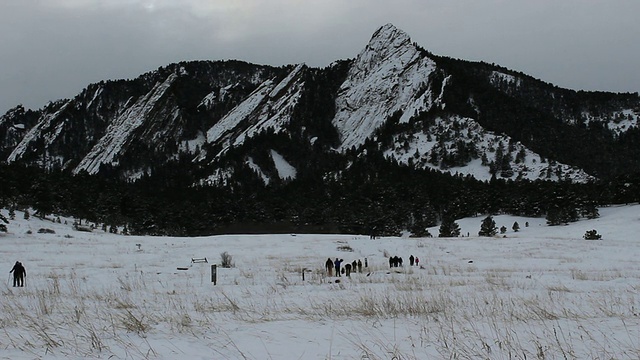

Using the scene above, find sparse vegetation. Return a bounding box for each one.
[220,251,234,268]
[584,229,602,240]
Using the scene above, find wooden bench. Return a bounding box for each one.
[191,257,208,264]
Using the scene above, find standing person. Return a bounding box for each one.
[325,258,334,277]
[409,255,415,266]
[389,256,393,268]
[415,257,420,267]
[9,261,26,287]
[357,259,362,273]
[334,258,343,277]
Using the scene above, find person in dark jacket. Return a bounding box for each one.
[334,258,343,277]
[10,261,26,287]
[409,255,415,266]
[325,258,334,277]
[357,259,362,273]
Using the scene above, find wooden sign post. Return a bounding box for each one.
[211,264,217,285]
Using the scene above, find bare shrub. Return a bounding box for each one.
[220,251,234,268]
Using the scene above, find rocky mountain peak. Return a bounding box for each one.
[332,24,437,151]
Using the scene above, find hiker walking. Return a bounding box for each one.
[325,258,334,277]
[9,261,26,287]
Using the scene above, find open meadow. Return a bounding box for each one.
[1,205,640,359]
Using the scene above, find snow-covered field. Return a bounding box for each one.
[1,205,640,359]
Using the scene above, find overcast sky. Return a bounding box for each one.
[1,0,639,115]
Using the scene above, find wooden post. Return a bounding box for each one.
[211,264,217,285]
[302,268,305,281]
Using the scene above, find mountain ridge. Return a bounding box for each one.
[1,24,639,185]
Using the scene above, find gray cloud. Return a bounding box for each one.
[1,0,639,115]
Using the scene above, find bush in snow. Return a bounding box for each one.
[583,229,602,240]
[220,251,234,268]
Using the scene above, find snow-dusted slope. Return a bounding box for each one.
[333,24,438,151]
[384,115,594,182]
[7,101,72,164]
[74,74,179,175]
[205,64,304,155]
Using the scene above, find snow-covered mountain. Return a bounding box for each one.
[1,24,639,185]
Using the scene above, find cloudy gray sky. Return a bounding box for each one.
[1,0,639,115]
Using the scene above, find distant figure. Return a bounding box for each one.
[389,256,393,268]
[325,258,334,277]
[352,260,357,272]
[415,257,420,267]
[393,256,400,268]
[357,259,362,273]
[345,263,352,277]
[364,258,368,268]
[398,257,403,267]
[9,261,26,287]
[334,258,343,277]
[409,255,415,266]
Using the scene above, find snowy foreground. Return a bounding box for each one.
[1,205,640,359]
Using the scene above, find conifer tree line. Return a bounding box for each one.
[1,160,638,237]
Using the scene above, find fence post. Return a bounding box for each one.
[302,268,305,281]
[211,264,217,285]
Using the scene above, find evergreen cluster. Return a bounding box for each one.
[1,160,638,237]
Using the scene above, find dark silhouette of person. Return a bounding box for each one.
[409,255,415,266]
[351,260,357,272]
[357,259,362,273]
[334,258,343,277]
[10,261,26,287]
[415,257,420,267]
[399,257,403,267]
[389,256,393,268]
[393,256,400,267]
[325,258,334,277]
[345,263,352,277]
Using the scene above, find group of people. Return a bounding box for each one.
[325,257,367,277]
[389,254,420,268]
[9,261,26,287]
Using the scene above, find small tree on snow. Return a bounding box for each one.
[512,221,520,232]
[584,229,602,240]
[500,226,507,234]
[439,218,461,237]
[0,213,8,233]
[479,216,497,237]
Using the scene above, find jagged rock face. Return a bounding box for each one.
[1,24,639,184]
[333,23,438,151]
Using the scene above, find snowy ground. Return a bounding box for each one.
[1,205,639,359]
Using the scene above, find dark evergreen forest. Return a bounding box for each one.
[2,159,639,237]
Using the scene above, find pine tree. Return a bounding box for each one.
[0,213,8,232]
[479,215,497,237]
[439,217,461,237]
[512,221,520,232]
[583,229,601,240]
